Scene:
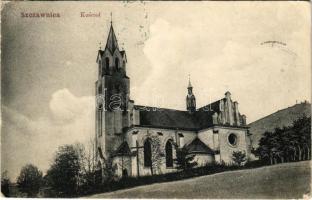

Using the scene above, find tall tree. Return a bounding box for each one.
[45,145,80,197]
[16,164,43,197]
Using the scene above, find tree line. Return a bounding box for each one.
[255,116,311,165]
[2,140,101,197]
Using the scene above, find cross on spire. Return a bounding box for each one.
[110,12,113,25]
[188,74,192,88]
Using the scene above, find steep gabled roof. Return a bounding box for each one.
[198,99,224,113]
[134,105,200,131]
[105,24,119,53]
[184,138,214,154]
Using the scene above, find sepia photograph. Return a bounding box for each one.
[1,1,311,198]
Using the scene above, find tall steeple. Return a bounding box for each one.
[95,17,130,167]
[186,75,196,113]
[104,19,119,54]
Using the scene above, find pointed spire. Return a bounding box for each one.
[105,14,119,53]
[186,74,196,113]
[188,74,192,88]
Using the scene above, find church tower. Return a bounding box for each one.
[95,20,130,162]
[186,77,196,113]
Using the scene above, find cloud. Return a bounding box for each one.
[135,17,310,123]
[2,89,95,180]
[49,88,93,123]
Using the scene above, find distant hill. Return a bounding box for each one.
[248,101,311,149]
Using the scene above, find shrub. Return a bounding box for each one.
[232,151,247,166]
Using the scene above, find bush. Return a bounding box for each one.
[232,151,247,166]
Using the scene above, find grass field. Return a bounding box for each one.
[87,161,311,199]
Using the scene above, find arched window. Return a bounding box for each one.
[165,140,173,167]
[105,57,109,73]
[144,139,152,167]
[178,133,184,147]
[98,84,102,94]
[98,104,103,137]
[115,58,119,71]
[99,60,103,76]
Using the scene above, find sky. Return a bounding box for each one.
[1,1,311,179]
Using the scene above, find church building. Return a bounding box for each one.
[95,22,251,178]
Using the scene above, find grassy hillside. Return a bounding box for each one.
[248,102,311,148]
[87,161,311,199]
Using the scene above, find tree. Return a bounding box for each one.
[102,158,117,182]
[149,135,164,175]
[45,144,80,197]
[174,148,197,171]
[232,151,247,166]
[1,170,11,197]
[16,164,43,197]
[256,116,311,164]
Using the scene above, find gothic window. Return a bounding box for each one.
[105,57,109,73]
[165,140,173,167]
[99,60,103,76]
[98,104,103,137]
[178,133,184,147]
[98,84,102,94]
[144,139,152,167]
[115,58,119,71]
